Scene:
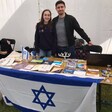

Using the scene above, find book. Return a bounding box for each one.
[51,67,63,73]
[0,58,15,66]
[51,61,63,66]
[76,63,86,70]
[86,68,99,77]
[63,67,75,74]
[43,60,53,65]
[13,62,28,69]
[76,62,87,70]
[24,64,35,70]
[31,59,44,64]
[6,58,15,66]
[31,64,54,72]
[73,69,86,76]
[31,65,40,71]
[66,59,76,68]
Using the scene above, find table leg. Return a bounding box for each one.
[97,84,101,112]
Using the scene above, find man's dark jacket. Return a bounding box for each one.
[52,13,91,51]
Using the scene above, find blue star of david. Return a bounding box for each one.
[32,85,55,110]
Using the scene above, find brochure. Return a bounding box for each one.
[31,64,54,72]
[24,64,35,70]
[67,59,76,68]
[31,59,44,64]
[13,62,28,69]
[73,69,86,76]
[63,67,75,74]
[86,68,100,77]
[51,67,63,73]
[52,61,63,66]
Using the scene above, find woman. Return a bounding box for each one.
[34,9,54,57]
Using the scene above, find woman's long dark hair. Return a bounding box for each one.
[36,9,52,29]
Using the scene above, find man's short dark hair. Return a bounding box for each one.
[55,0,65,7]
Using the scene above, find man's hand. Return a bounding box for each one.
[88,41,93,46]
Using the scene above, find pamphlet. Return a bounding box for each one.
[13,62,28,69]
[51,67,63,73]
[31,59,44,64]
[86,68,100,77]
[43,60,53,65]
[31,64,54,72]
[73,69,86,76]
[52,61,63,66]
[63,67,75,74]
[24,64,35,70]
[0,58,15,66]
[67,59,76,68]
[76,60,86,68]
[31,65,40,71]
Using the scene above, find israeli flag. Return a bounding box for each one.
[22,47,30,60]
[0,67,102,112]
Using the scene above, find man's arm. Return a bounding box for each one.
[72,16,93,45]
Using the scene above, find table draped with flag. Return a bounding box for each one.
[0,67,102,112]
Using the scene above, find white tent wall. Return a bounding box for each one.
[0,0,39,50]
[0,0,112,53]
[0,0,25,30]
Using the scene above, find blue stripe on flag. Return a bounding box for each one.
[4,96,40,112]
[0,67,102,86]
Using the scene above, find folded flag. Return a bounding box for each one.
[22,47,30,60]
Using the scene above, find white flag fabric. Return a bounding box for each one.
[0,67,102,112]
[22,47,30,60]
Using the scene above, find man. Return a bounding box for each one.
[52,0,92,58]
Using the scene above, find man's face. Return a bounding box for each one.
[55,4,66,16]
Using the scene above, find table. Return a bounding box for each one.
[98,77,112,112]
[0,66,103,112]
[87,65,112,112]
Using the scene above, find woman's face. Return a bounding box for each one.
[43,11,51,23]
